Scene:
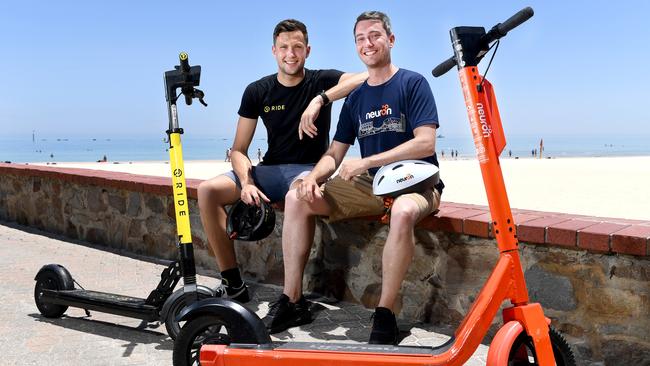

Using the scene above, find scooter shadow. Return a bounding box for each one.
[244,286,414,345]
[28,313,174,353]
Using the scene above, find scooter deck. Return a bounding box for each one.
[274,339,454,355]
[40,288,159,321]
[222,337,454,355]
[63,289,147,304]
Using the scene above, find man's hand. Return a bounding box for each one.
[298,96,323,140]
[295,177,322,203]
[338,159,369,180]
[240,183,270,206]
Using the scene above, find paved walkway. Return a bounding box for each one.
[0,221,488,365]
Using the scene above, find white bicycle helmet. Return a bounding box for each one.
[372,160,440,197]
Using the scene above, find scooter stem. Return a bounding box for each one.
[163,52,207,295]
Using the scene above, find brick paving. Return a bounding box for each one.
[0,221,488,365]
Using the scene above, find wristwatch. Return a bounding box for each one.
[319,91,331,106]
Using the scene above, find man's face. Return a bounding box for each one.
[354,20,394,69]
[272,30,310,77]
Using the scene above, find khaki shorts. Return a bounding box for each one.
[323,173,441,222]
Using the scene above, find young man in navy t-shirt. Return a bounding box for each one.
[267,12,444,342]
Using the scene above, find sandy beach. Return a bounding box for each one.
[34,156,650,221]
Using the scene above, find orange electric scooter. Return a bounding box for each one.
[173,7,576,366]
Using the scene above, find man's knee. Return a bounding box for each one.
[284,189,303,211]
[284,189,330,216]
[389,198,420,228]
[198,176,238,206]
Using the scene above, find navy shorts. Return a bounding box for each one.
[222,164,315,203]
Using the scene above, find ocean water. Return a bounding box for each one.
[0,134,648,163]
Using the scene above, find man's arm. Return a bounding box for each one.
[231,116,270,204]
[299,72,368,140]
[338,125,437,180]
[295,141,350,202]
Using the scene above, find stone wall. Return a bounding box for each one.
[1,163,648,365]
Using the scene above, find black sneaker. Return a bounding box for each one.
[214,282,250,303]
[368,307,399,345]
[262,294,312,334]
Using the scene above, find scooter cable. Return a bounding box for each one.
[478,40,500,92]
[72,277,86,290]
[71,277,92,316]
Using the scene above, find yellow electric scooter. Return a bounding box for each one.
[34,52,211,340]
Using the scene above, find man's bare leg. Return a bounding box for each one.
[378,196,420,311]
[197,175,241,271]
[281,188,332,302]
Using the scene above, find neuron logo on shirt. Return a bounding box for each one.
[365,104,392,120]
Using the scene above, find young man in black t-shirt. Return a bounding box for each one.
[197,19,366,310]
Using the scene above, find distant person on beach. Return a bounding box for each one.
[225,148,231,162]
[257,148,262,162]
[197,19,367,304]
[271,11,444,342]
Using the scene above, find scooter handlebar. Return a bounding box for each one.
[431,7,534,78]
[179,52,190,73]
[484,7,534,45]
[179,52,193,105]
[432,56,456,78]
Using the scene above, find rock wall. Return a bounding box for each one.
[1,164,648,365]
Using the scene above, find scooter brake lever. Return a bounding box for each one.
[194,88,208,107]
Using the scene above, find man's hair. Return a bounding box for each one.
[273,19,308,44]
[354,11,392,36]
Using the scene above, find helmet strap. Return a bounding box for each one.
[380,197,395,225]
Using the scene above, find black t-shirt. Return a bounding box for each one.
[238,68,344,165]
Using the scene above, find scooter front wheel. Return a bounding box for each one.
[173,314,230,366]
[508,326,576,366]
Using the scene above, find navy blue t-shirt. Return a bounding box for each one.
[334,68,443,192]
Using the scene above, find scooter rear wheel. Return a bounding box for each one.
[508,326,576,366]
[173,314,231,366]
[34,270,70,318]
[164,289,212,340]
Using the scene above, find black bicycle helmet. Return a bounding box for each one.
[226,200,276,241]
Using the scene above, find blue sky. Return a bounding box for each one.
[2,1,649,141]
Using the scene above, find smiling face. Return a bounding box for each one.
[354,19,394,69]
[272,30,310,79]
